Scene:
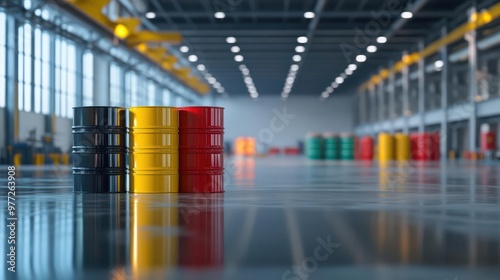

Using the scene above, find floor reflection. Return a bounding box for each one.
[1,160,500,279]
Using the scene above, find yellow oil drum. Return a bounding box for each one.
[129,106,179,193]
[378,133,394,162]
[394,133,410,161]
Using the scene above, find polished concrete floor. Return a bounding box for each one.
[1,158,500,280]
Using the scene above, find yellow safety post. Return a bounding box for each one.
[62,154,70,165]
[49,154,61,165]
[33,154,45,166]
[14,153,22,166]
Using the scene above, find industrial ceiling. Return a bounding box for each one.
[141,0,489,98]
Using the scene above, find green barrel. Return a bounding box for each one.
[339,133,355,160]
[305,133,324,160]
[323,133,339,160]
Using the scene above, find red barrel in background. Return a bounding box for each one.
[481,131,496,151]
[360,136,374,160]
[430,132,441,160]
[411,133,440,161]
[179,106,225,193]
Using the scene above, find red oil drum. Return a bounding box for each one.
[179,106,224,193]
[360,136,374,160]
[268,147,281,155]
[284,147,300,155]
[481,132,496,151]
[430,132,441,160]
[412,133,427,161]
[412,133,440,161]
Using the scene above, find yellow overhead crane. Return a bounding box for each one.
[67,0,210,95]
[359,2,500,91]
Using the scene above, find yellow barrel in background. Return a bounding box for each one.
[378,133,394,161]
[395,133,410,161]
[129,106,179,193]
[33,154,45,165]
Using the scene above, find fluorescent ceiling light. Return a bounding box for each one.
[234,55,244,62]
[145,12,156,19]
[377,36,387,43]
[356,55,367,62]
[297,36,308,44]
[295,46,306,53]
[215,12,226,19]
[231,46,240,53]
[401,11,413,19]
[367,45,377,53]
[434,60,444,68]
[226,37,237,44]
[304,11,315,19]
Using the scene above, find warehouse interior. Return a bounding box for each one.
[1,0,500,279]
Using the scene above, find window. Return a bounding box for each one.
[82,51,93,106]
[162,89,171,106]
[147,81,156,105]
[176,95,184,107]
[55,37,76,118]
[110,63,122,106]
[33,28,51,114]
[126,71,138,106]
[0,12,6,108]
[18,22,32,112]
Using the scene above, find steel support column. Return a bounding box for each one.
[418,41,426,133]
[468,7,478,153]
[75,46,83,107]
[440,25,449,159]
[5,15,18,161]
[360,90,366,127]
[369,86,376,135]
[378,77,385,125]
[402,51,410,134]
[45,32,56,136]
[388,63,396,134]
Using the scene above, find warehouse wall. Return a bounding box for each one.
[18,111,45,145]
[54,117,72,153]
[16,112,71,152]
[218,95,355,146]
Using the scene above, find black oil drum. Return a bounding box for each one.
[72,106,127,193]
